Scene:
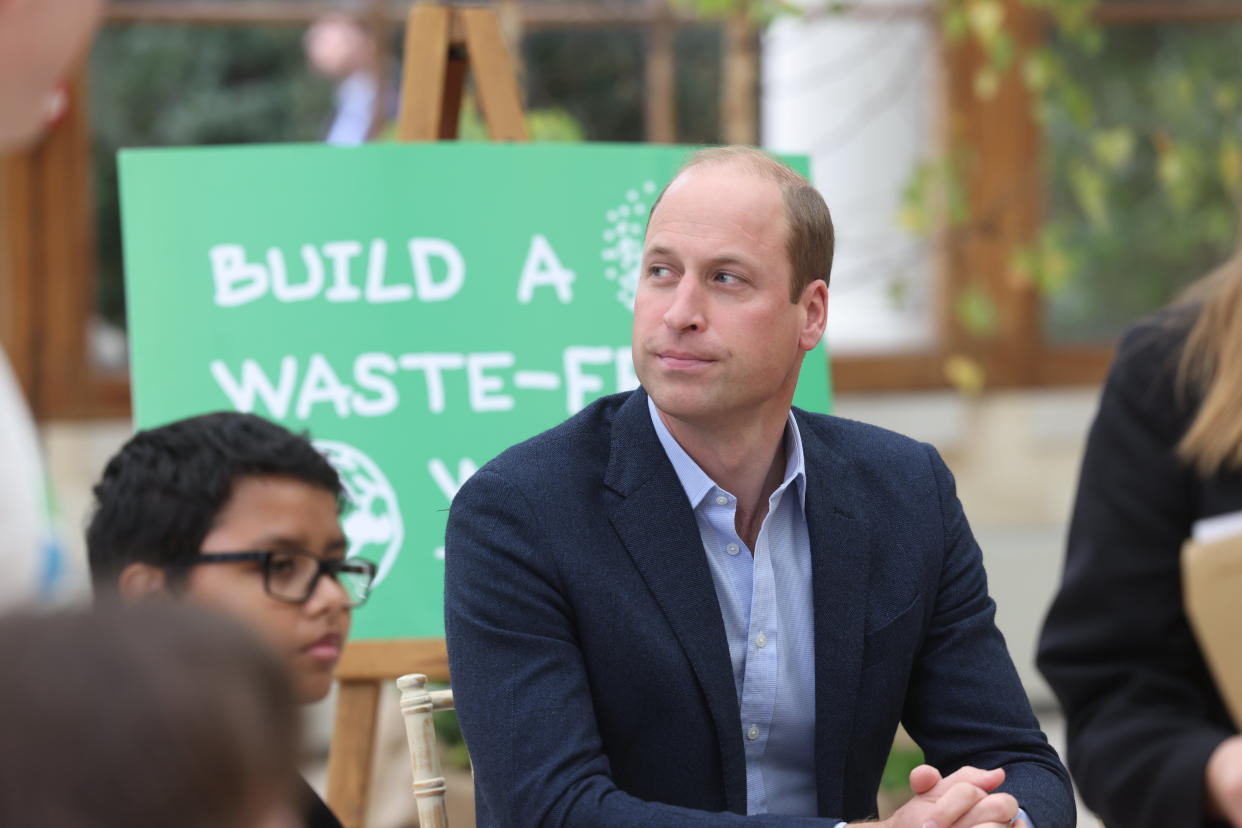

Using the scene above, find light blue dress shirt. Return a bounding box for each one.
[648,399,1034,828]
[649,398,818,816]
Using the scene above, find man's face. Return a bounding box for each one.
[0,0,103,150]
[633,164,826,429]
[186,475,351,704]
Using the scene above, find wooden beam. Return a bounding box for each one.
[720,0,758,145]
[830,344,1113,393]
[102,0,948,29]
[941,0,1042,383]
[106,1,345,25]
[102,1,689,28]
[644,0,677,143]
[0,153,38,401]
[334,638,450,683]
[36,69,97,417]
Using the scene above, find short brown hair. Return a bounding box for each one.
[647,146,835,300]
[0,603,300,828]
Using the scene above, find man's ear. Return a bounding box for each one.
[116,562,170,600]
[798,279,829,351]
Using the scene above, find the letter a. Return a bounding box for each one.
[516,234,575,304]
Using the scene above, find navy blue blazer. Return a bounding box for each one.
[445,389,1073,827]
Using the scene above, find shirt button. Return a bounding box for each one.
[747,725,759,741]
[715,495,729,506]
[756,632,767,649]
[726,543,740,556]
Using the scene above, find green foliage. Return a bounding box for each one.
[522,28,647,142]
[90,24,334,329]
[879,744,925,792]
[676,0,802,25]
[899,157,970,235]
[917,1,1242,345]
[432,707,473,772]
[1041,22,1242,342]
[954,285,1000,339]
[454,93,585,142]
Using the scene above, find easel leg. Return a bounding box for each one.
[460,8,528,141]
[397,5,452,141]
[326,680,381,828]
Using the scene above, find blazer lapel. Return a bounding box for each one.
[796,411,870,818]
[604,389,747,814]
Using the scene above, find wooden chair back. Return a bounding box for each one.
[397,673,457,828]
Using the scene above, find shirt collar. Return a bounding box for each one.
[647,395,807,511]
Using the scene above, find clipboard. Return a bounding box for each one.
[1182,528,1242,727]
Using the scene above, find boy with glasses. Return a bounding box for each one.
[87,411,377,828]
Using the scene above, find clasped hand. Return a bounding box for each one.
[852,764,1023,828]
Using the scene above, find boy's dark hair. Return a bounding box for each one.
[87,411,344,591]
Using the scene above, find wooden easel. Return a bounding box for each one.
[324,3,527,826]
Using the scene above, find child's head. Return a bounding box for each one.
[87,411,374,702]
[0,603,301,828]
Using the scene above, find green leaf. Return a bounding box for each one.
[967,0,1006,45]
[942,6,969,42]
[1068,159,1110,229]
[955,285,999,338]
[988,32,1015,73]
[1090,127,1134,171]
[1220,136,1242,196]
[974,67,1001,101]
[1022,49,1057,94]
[1215,84,1240,114]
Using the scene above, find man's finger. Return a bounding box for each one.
[922,766,1006,801]
[926,782,988,827]
[909,764,942,796]
[944,792,1019,828]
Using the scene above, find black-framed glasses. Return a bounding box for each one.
[175,550,377,608]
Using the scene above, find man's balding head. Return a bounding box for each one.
[648,146,835,301]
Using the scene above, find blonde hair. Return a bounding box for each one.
[647,146,835,300]
[1175,253,1242,474]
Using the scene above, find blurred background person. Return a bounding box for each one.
[1038,252,1242,826]
[303,7,387,145]
[0,0,103,608]
[0,602,302,828]
[0,0,102,150]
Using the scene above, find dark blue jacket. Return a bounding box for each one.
[446,389,1073,827]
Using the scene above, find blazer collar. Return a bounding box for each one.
[793,409,870,818]
[603,388,748,814]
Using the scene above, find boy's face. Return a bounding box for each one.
[186,475,351,704]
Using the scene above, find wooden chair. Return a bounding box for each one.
[397,673,457,828]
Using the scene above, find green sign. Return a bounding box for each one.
[120,142,831,639]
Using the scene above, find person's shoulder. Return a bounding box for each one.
[795,409,935,479]
[475,391,631,485]
[1106,304,1198,418]
[1115,304,1195,373]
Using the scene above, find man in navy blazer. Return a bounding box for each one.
[445,147,1073,827]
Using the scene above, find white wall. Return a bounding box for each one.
[762,0,939,354]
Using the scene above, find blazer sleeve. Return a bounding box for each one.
[1036,318,1234,827]
[899,445,1075,828]
[444,468,835,828]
